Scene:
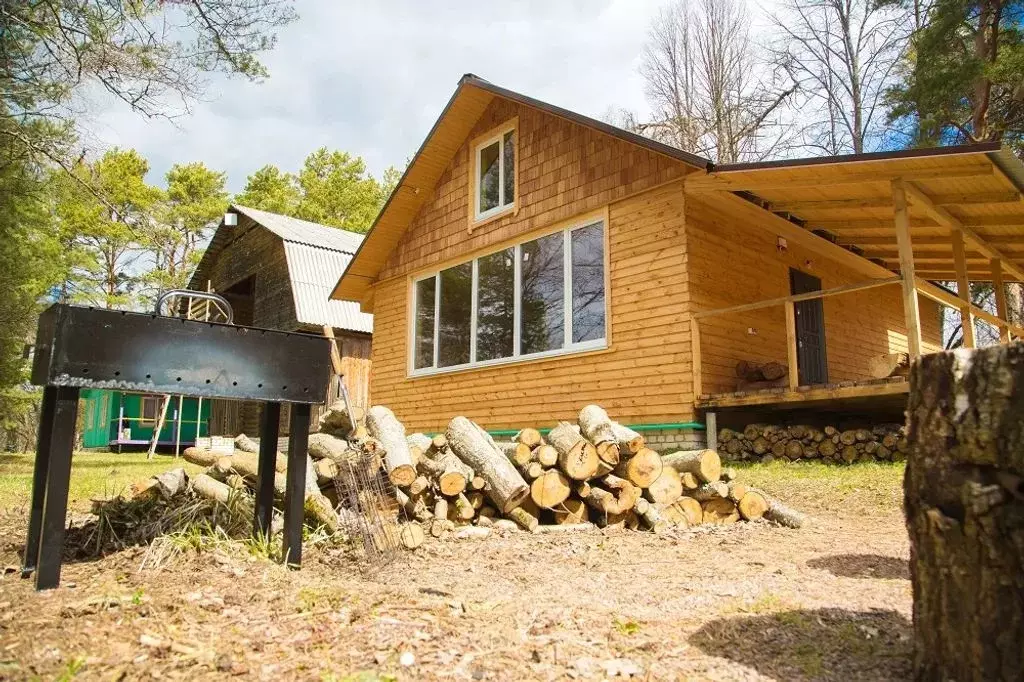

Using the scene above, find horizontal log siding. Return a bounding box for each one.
[686,195,943,395]
[369,181,693,433]
[377,98,691,281]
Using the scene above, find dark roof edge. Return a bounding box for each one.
[986,148,1024,196]
[710,142,1004,172]
[461,74,712,170]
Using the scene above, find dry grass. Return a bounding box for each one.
[0,457,913,681]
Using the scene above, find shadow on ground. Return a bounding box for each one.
[807,553,909,580]
[690,607,912,681]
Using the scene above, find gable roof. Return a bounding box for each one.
[190,204,373,334]
[329,74,712,307]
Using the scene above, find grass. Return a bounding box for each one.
[0,451,204,511]
[731,459,906,516]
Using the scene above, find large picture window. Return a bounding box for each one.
[411,218,606,375]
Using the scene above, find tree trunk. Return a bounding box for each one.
[366,406,416,487]
[446,416,530,513]
[191,473,232,504]
[905,345,1024,681]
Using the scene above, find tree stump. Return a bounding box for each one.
[905,346,1024,681]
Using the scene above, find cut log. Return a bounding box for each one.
[726,482,748,502]
[366,406,416,487]
[446,416,530,514]
[575,480,592,498]
[319,400,364,435]
[495,440,534,467]
[407,433,432,453]
[737,491,769,521]
[530,469,571,509]
[515,428,544,449]
[182,447,220,468]
[533,523,594,534]
[406,475,430,497]
[548,421,599,481]
[130,467,188,500]
[702,498,739,524]
[532,444,558,468]
[416,455,446,479]
[430,519,454,538]
[675,497,703,525]
[582,484,619,515]
[314,458,338,485]
[680,472,699,490]
[452,493,476,521]
[614,447,663,488]
[690,481,729,501]
[396,489,431,522]
[433,497,449,523]
[644,466,682,506]
[430,433,447,451]
[493,519,519,532]
[308,433,351,464]
[661,449,721,483]
[475,515,493,528]
[234,433,259,454]
[553,498,589,525]
[601,474,639,513]
[470,475,487,490]
[751,488,807,528]
[435,448,472,496]
[519,460,544,480]
[578,404,621,466]
[610,422,645,455]
[507,505,539,532]
[466,491,485,510]
[398,523,425,549]
[191,473,232,504]
[635,499,668,533]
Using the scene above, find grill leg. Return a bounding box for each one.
[34,386,80,590]
[282,403,310,567]
[22,386,58,578]
[254,402,281,540]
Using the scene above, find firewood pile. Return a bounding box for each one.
[718,423,908,464]
[130,403,807,551]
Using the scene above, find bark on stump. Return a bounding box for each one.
[905,346,1024,681]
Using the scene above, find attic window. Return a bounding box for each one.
[472,120,517,224]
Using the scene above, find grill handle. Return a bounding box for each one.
[154,289,234,324]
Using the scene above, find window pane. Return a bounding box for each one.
[520,233,564,355]
[438,263,472,367]
[476,248,515,361]
[414,277,436,369]
[478,141,500,214]
[571,223,606,343]
[502,130,515,207]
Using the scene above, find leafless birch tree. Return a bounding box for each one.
[638,0,798,163]
[769,0,912,154]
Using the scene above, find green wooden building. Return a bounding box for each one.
[80,390,210,451]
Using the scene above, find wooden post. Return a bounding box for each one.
[892,179,923,359]
[992,258,1011,343]
[951,229,975,348]
[705,411,718,451]
[174,395,184,457]
[784,301,799,390]
[147,395,170,460]
[690,316,703,399]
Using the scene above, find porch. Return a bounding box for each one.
[687,143,1024,428]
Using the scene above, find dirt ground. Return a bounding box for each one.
[0,462,912,681]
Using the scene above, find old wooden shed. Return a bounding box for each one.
[189,204,373,437]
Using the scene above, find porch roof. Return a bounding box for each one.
[688,143,1024,282]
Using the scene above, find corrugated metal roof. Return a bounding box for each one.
[232,204,365,254]
[282,241,373,333]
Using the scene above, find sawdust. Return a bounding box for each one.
[0,466,912,681]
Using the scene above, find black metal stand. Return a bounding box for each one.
[254,402,281,539]
[23,386,80,590]
[283,403,311,567]
[22,304,333,590]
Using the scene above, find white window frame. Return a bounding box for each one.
[408,217,608,378]
[473,123,516,222]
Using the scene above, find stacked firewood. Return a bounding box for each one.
[380,404,806,540]
[718,423,908,464]
[137,403,807,550]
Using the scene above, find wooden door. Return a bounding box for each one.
[789,269,828,385]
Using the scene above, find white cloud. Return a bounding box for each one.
[85,0,670,193]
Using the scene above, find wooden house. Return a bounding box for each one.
[189,205,373,438]
[331,74,1024,449]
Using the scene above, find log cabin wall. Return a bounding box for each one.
[369,97,698,433]
[685,193,944,395]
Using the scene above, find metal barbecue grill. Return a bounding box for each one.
[21,298,333,590]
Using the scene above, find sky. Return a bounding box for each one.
[85,0,677,194]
